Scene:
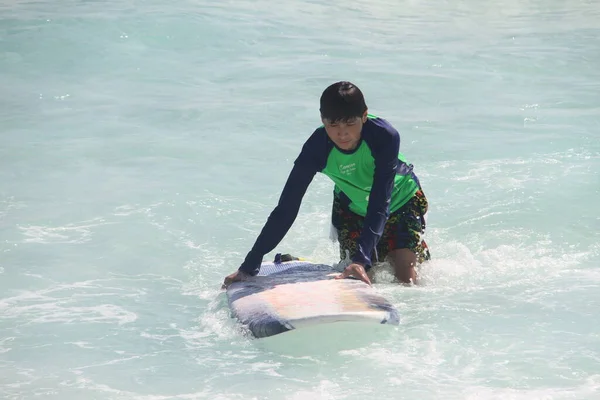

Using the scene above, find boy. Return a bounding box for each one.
[222,81,430,288]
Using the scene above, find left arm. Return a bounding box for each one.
[351,130,399,269]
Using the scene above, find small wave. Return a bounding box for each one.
[0,283,138,326]
[18,218,115,244]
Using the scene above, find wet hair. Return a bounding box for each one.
[319,81,368,123]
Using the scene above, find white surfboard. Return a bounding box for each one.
[226,259,400,338]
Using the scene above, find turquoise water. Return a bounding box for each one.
[1,0,599,398]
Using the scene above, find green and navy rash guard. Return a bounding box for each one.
[238,115,422,276]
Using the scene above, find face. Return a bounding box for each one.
[322,111,368,151]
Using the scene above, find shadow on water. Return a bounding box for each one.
[249,320,399,357]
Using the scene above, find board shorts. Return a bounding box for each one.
[331,189,431,266]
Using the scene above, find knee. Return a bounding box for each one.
[389,248,418,270]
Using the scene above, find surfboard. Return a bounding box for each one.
[226,258,400,338]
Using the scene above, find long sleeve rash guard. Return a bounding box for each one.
[238,115,420,276]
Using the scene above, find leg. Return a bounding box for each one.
[388,248,418,284]
[378,190,431,284]
[331,193,362,266]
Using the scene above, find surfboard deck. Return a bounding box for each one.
[226,259,400,338]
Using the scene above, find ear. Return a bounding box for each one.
[362,110,368,123]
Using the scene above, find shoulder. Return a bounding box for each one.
[294,126,332,171]
[362,115,400,151]
[304,125,329,146]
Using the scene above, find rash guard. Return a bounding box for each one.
[238,115,421,276]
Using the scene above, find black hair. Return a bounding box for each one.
[319,81,368,123]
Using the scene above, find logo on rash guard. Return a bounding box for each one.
[339,163,356,176]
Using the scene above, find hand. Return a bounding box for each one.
[335,263,371,286]
[222,270,250,289]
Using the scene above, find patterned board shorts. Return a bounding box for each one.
[331,190,431,266]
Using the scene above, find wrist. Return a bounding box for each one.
[347,262,367,271]
[351,255,371,270]
[352,261,371,272]
[238,265,257,277]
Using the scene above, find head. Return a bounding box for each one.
[319,81,368,151]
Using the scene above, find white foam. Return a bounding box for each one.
[18,218,114,244]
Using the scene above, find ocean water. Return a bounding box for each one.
[1,0,599,398]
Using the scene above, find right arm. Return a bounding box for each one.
[237,130,328,276]
[238,162,316,276]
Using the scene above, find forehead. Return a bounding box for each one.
[323,116,361,125]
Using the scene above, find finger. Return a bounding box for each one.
[334,269,349,280]
[358,271,372,286]
[221,277,232,289]
[352,267,371,286]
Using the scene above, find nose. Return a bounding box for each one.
[337,126,349,139]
